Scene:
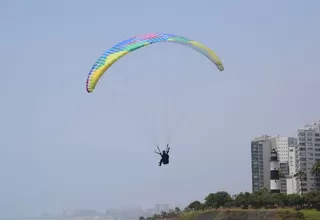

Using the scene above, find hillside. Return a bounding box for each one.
[171,209,320,220]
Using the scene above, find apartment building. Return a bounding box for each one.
[251,135,272,192]
[275,136,295,193]
[251,135,295,193]
[291,121,320,194]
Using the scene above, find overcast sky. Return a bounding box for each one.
[1,0,320,218]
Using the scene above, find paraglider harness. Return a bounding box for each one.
[155,144,170,166]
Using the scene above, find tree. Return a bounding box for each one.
[167,209,176,218]
[248,193,261,208]
[273,193,289,207]
[160,211,167,218]
[204,191,232,208]
[215,191,233,207]
[187,200,202,210]
[204,193,216,208]
[294,170,306,195]
[286,194,305,206]
[262,194,278,208]
[152,214,160,219]
[174,207,181,214]
[304,191,320,206]
[153,188,320,217]
[139,217,145,220]
[234,192,251,207]
[312,161,320,190]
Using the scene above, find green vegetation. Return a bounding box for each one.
[144,209,320,220]
[140,161,320,219]
[141,189,320,220]
[184,189,320,210]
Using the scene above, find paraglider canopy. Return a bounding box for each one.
[86,33,224,93]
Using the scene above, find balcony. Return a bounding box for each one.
[298,131,305,136]
[300,153,307,157]
[298,142,306,146]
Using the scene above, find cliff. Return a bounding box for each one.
[171,209,320,220]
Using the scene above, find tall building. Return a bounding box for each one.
[286,141,299,194]
[251,135,272,192]
[274,136,295,193]
[275,136,296,163]
[288,143,296,176]
[251,135,295,193]
[289,121,320,194]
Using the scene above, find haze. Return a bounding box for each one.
[1,0,320,218]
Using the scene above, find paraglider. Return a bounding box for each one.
[155,144,170,166]
[85,33,225,166]
[85,33,224,93]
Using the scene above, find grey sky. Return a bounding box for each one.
[1,0,320,217]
